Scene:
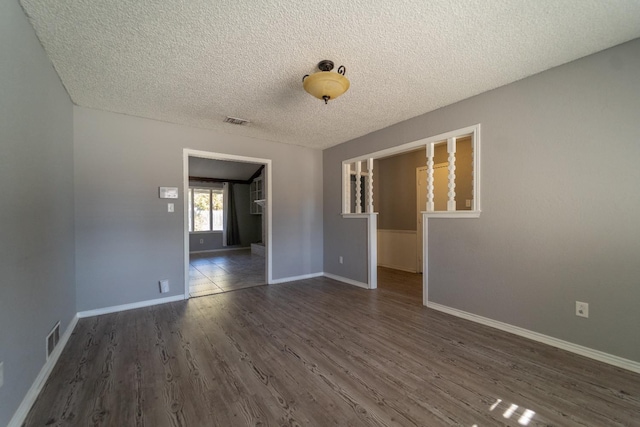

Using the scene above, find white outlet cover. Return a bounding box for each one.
[576,301,589,318]
[159,280,170,293]
[167,203,174,212]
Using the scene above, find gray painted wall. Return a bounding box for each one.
[324,39,640,362]
[189,232,225,252]
[188,183,261,251]
[376,150,426,231]
[0,1,76,425]
[74,106,323,311]
[232,184,262,247]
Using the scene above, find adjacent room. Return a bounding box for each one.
[186,156,266,297]
[2,1,640,426]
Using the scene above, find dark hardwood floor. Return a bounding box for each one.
[377,266,422,301]
[25,271,640,426]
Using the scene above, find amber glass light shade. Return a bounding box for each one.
[303,71,350,103]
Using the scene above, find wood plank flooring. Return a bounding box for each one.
[25,271,640,426]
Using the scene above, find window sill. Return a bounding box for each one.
[190,230,223,234]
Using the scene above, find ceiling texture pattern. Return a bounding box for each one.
[20,0,640,149]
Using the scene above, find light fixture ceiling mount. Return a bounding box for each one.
[303,60,350,104]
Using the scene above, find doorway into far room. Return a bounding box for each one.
[374,148,425,303]
[185,152,270,298]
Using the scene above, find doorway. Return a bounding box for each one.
[183,149,272,299]
[375,148,425,302]
[341,124,480,305]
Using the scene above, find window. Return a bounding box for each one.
[188,187,224,232]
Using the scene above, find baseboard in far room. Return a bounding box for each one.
[270,272,324,284]
[77,294,185,318]
[323,273,370,289]
[189,246,250,254]
[8,314,79,427]
[427,302,640,374]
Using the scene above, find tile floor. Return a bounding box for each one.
[189,249,265,297]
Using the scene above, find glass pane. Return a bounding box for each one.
[211,190,223,231]
[193,189,211,231]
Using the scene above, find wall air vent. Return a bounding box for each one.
[223,116,250,125]
[46,322,61,359]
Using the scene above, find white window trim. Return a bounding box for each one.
[188,186,224,233]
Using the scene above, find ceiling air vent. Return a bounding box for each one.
[224,116,250,125]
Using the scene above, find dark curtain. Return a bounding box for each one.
[226,183,241,246]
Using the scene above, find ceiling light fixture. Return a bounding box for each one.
[303,60,350,104]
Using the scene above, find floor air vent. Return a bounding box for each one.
[46,322,60,359]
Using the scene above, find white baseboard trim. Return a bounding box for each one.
[189,246,249,254]
[77,294,185,318]
[377,263,417,273]
[8,314,79,427]
[427,302,640,374]
[324,273,370,289]
[270,272,324,284]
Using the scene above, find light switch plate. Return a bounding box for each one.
[168,203,174,212]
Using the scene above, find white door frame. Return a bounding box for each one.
[183,149,273,299]
[416,166,426,273]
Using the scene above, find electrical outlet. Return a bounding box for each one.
[200,238,204,244]
[339,256,343,264]
[167,203,174,213]
[0,361,4,388]
[159,280,170,293]
[576,301,589,318]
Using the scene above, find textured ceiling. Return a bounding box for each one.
[20,0,640,149]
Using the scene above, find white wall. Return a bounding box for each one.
[377,230,417,272]
[74,107,323,311]
[0,1,76,424]
[324,39,640,362]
